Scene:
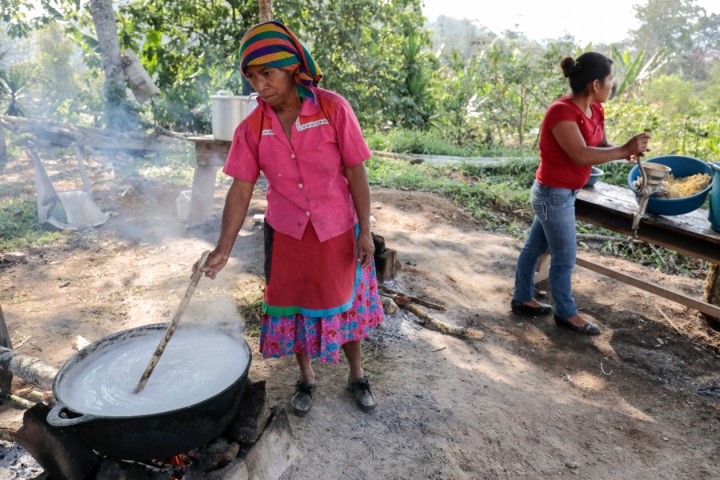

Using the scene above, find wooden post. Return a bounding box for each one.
[259,0,273,22]
[703,264,720,328]
[704,264,720,304]
[0,305,14,401]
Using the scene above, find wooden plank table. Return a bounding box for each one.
[575,182,720,265]
[186,135,231,227]
[536,181,720,318]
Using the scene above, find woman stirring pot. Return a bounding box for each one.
[198,20,384,415]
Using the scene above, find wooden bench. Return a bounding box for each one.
[536,182,720,318]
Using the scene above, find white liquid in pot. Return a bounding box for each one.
[61,329,249,417]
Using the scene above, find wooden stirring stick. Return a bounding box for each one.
[134,250,211,394]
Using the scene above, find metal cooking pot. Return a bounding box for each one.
[210,93,258,141]
[47,323,251,460]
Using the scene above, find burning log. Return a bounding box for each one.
[0,346,58,391]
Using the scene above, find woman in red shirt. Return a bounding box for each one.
[199,21,383,415]
[511,52,650,335]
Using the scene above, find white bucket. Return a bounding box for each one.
[176,190,192,222]
[210,94,258,141]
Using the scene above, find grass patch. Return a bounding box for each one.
[0,196,66,250]
[367,156,534,231]
[365,128,533,158]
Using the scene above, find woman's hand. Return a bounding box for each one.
[623,133,651,161]
[357,230,375,268]
[193,249,229,280]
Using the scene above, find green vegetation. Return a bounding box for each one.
[0,197,65,250]
[2,0,718,157]
[366,156,537,230]
[1,0,717,277]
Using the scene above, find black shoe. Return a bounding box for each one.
[290,381,316,417]
[510,299,553,316]
[348,377,376,413]
[554,315,601,336]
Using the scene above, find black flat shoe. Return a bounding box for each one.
[290,381,316,417]
[510,300,553,317]
[348,377,376,413]
[554,315,601,336]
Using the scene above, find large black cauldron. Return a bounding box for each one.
[47,323,251,460]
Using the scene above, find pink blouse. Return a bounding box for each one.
[223,87,372,242]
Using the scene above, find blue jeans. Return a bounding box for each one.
[513,181,579,318]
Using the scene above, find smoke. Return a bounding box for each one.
[182,296,246,339]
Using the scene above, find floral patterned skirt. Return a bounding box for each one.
[259,224,384,364]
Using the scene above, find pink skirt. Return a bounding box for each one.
[258,227,384,364]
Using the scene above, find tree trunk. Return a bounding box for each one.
[89,0,135,130]
[259,0,273,22]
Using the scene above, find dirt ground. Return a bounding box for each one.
[2,150,720,479]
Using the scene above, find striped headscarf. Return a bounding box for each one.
[239,20,322,101]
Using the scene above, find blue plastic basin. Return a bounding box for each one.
[627,155,712,216]
[583,166,604,187]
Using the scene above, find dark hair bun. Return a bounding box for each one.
[560,57,578,77]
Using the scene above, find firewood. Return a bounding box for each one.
[379,286,446,311]
[9,394,35,409]
[0,346,58,390]
[0,427,16,442]
[403,303,484,340]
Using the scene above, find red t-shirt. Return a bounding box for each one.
[536,94,605,189]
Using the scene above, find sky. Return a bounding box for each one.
[421,0,720,45]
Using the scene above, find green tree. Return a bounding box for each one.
[33,23,79,111]
[1,0,55,38]
[631,0,702,76]
[276,0,428,127]
[5,0,430,131]
[646,74,697,115]
[0,66,29,116]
